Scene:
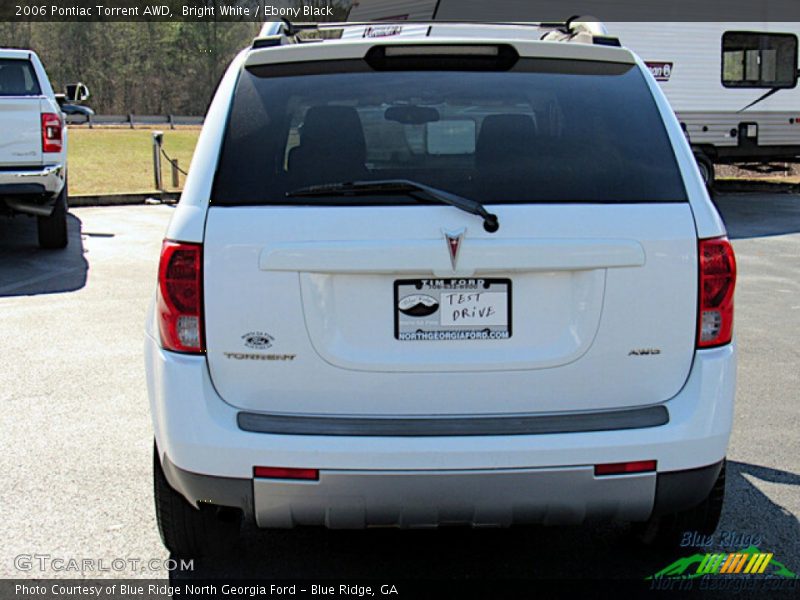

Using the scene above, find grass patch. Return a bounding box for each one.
[67,127,200,196]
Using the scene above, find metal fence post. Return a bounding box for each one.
[152,131,164,191]
[171,159,179,188]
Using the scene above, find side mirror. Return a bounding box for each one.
[64,82,90,103]
[722,32,799,89]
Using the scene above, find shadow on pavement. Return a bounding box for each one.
[721,461,800,557]
[169,460,798,581]
[0,212,87,297]
[714,193,800,239]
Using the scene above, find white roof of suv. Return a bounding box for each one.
[247,20,635,67]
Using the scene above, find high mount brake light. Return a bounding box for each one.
[384,45,501,57]
[41,113,62,153]
[157,241,204,353]
[697,237,737,348]
[365,44,519,71]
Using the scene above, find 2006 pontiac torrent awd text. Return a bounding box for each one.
[145,21,737,557]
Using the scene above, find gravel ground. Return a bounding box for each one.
[717,162,800,182]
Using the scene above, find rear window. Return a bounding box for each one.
[0,59,41,96]
[213,57,687,205]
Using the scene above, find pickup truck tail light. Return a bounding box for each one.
[697,237,736,348]
[41,113,63,153]
[157,241,204,353]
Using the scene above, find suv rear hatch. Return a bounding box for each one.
[0,58,44,166]
[202,45,698,417]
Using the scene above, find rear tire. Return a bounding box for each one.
[153,444,242,558]
[637,460,726,548]
[694,152,715,190]
[37,185,68,249]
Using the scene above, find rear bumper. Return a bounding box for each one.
[0,164,65,215]
[161,453,723,528]
[146,332,735,526]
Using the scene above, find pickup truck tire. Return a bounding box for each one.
[637,459,726,548]
[37,185,68,249]
[153,444,242,558]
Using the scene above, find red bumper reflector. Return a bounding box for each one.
[594,460,657,476]
[254,467,319,480]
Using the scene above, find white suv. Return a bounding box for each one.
[146,21,737,557]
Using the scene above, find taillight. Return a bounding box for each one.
[697,237,736,348]
[41,113,62,153]
[157,241,204,353]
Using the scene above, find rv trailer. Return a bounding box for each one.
[607,22,800,186]
[346,1,800,185]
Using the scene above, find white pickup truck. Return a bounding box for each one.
[0,49,89,249]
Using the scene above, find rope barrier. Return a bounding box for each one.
[160,147,189,176]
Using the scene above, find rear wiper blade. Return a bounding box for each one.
[286,179,500,233]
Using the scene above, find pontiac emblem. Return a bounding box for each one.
[443,229,465,270]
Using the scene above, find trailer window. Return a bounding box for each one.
[722,31,798,89]
[213,58,687,205]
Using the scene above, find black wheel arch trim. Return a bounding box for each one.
[159,451,253,513]
[651,459,725,518]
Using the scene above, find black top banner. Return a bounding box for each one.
[3,0,800,23]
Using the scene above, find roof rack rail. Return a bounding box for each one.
[252,18,620,49]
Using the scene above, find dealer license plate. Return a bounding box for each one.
[394,278,512,341]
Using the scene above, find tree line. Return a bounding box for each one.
[0,2,349,115]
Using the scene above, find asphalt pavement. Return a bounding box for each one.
[0,195,797,581]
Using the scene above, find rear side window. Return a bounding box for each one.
[213,57,686,205]
[0,59,41,96]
